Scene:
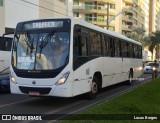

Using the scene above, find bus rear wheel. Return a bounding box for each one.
[86,77,98,99]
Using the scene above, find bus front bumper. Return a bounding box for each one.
[10,82,72,97]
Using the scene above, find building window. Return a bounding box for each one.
[73,12,79,17]
[73,0,79,5]
[110,4,115,9]
[109,26,115,31]
[0,0,3,6]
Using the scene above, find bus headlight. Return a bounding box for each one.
[139,67,143,70]
[55,71,70,85]
[11,76,17,84]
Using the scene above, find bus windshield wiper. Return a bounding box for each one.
[39,31,55,58]
[24,33,35,56]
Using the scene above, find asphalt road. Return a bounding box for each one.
[0,73,154,122]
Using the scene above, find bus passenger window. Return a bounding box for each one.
[104,36,110,56]
[81,36,87,56]
[73,36,79,57]
[121,41,128,57]
[134,45,138,58]
[128,44,134,58]
[138,46,142,58]
[115,39,121,57]
[89,32,102,56]
[73,35,88,58]
[108,37,114,57]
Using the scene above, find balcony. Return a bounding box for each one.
[80,0,116,4]
[123,0,133,4]
[122,24,132,31]
[122,6,134,13]
[133,15,138,20]
[73,5,116,15]
[83,17,115,27]
[122,15,134,23]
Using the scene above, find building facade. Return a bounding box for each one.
[73,0,121,32]
[73,0,147,34]
[149,0,160,32]
[0,0,5,35]
[0,0,73,35]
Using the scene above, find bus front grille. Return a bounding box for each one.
[19,86,51,95]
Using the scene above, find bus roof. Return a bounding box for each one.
[16,17,141,46]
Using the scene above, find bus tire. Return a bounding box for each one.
[127,70,133,85]
[86,77,99,99]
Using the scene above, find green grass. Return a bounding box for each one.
[59,78,160,123]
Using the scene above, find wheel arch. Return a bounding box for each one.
[93,71,102,89]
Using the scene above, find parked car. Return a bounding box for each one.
[0,67,10,92]
[143,62,160,74]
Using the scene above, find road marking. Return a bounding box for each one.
[0,97,39,108]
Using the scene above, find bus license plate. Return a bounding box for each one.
[29,91,40,96]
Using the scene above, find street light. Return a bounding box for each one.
[106,3,138,30]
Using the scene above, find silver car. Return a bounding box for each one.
[143,62,160,74]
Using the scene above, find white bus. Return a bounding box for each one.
[0,34,13,72]
[10,18,143,99]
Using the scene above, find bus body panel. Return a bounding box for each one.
[103,57,123,87]
[10,17,143,97]
[72,57,104,96]
[10,64,75,97]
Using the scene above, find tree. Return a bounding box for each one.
[125,27,145,46]
[151,31,160,60]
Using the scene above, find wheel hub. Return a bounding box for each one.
[91,82,97,94]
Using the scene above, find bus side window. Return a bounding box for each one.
[134,45,138,58]
[73,36,79,57]
[73,35,88,58]
[128,43,134,58]
[104,35,109,56]
[138,46,142,59]
[81,36,88,56]
[115,39,121,57]
[108,37,114,57]
[89,32,101,56]
[121,41,128,57]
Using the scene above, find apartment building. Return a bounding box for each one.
[149,0,160,32]
[73,0,122,32]
[73,0,146,34]
[141,0,149,34]
[155,0,160,31]
[0,0,72,35]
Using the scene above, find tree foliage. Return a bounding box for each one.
[125,27,145,46]
[125,28,160,60]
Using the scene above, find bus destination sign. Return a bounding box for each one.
[24,21,63,30]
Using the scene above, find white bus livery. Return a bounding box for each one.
[0,35,13,72]
[10,18,143,99]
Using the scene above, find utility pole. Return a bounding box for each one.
[106,2,109,30]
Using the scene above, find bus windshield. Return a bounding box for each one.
[12,30,69,70]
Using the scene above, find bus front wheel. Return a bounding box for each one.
[86,77,99,99]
